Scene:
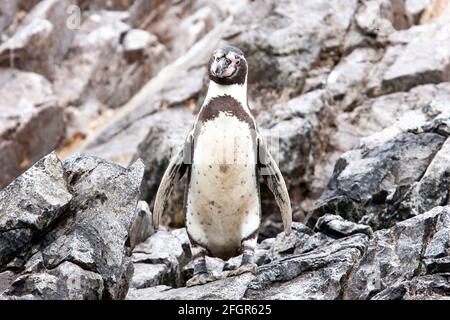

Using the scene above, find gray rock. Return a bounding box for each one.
[0,0,76,79]
[0,69,65,189]
[315,214,373,238]
[333,82,450,153]
[368,19,450,95]
[245,234,368,299]
[0,0,16,34]
[131,229,190,287]
[309,116,449,229]
[269,223,314,260]
[0,153,71,267]
[227,0,358,99]
[344,206,450,299]
[128,200,154,251]
[4,261,104,300]
[2,154,145,300]
[326,48,380,110]
[131,263,168,289]
[126,273,255,300]
[372,274,450,300]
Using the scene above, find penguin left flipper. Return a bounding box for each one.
[153,133,192,229]
[257,134,293,235]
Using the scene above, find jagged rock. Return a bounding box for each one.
[368,19,450,96]
[126,108,195,226]
[315,214,373,239]
[326,48,380,110]
[256,89,334,228]
[53,11,167,113]
[0,69,65,189]
[245,234,368,299]
[333,82,450,153]
[0,0,76,79]
[128,200,154,251]
[126,273,255,300]
[226,0,358,101]
[1,153,145,300]
[269,223,314,260]
[131,229,190,288]
[131,263,168,290]
[0,0,16,34]
[309,116,449,229]
[344,206,450,299]
[372,274,450,300]
[85,66,201,165]
[0,153,71,267]
[4,261,104,300]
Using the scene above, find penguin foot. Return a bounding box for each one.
[186,272,217,287]
[227,263,258,277]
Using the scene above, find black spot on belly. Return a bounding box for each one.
[219,165,228,173]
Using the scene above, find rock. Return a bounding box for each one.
[257,89,334,226]
[369,19,450,96]
[4,261,104,300]
[0,0,16,34]
[124,108,195,226]
[126,273,255,300]
[52,11,167,111]
[0,69,65,189]
[309,116,449,229]
[0,271,17,293]
[344,206,450,299]
[332,82,450,153]
[131,263,168,290]
[315,214,373,239]
[131,229,190,287]
[122,28,153,63]
[372,274,450,300]
[0,0,76,79]
[405,0,432,23]
[269,223,314,260]
[227,0,359,100]
[0,153,71,267]
[245,234,368,299]
[326,48,380,110]
[128,200,154,251]
[1,154,145,300]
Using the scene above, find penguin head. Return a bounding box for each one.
[208,46,247,85]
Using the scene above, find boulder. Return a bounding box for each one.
[0,68,65,189]
[309,116,449,229]
[128,200,154,251]
[368,19,450,96]
[0,153,145,300]
[0,153,71,268]
[226,0,359,100]
[130,229,191,288]
[0,0,76,79]
[314,214,373,239]
[344,206,450,299]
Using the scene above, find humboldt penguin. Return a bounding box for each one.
[153,46,292,287]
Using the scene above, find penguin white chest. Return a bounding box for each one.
[186,112,260,258]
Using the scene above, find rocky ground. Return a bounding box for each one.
[0,0,449,300]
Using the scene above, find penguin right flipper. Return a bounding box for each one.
[257,135,292,235]
[153,133,192,229]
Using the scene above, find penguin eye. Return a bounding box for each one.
[235,59,241,66]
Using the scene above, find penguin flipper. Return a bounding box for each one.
[153,139,191,230]
[257,136,292,235]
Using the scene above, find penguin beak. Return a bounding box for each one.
[211,57,230,78]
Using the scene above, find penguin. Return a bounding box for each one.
[153,46,292,287]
